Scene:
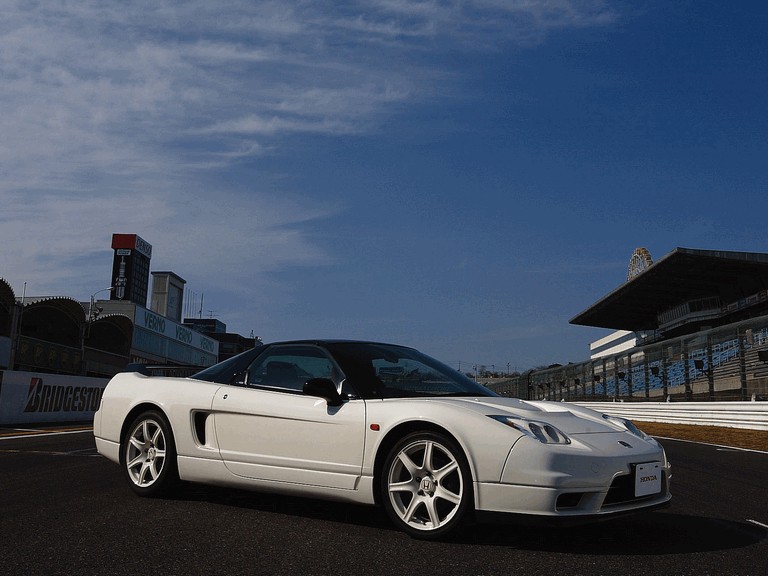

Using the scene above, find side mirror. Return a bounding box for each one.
[304,378,343,407]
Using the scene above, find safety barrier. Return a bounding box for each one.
[487,315,768,403]
[574,401,768,431]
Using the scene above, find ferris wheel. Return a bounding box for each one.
[627,247,653,280]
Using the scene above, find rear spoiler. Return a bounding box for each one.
[123,363,151,376]
[121,364,203,378]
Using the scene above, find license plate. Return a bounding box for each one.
[634,462,662,497]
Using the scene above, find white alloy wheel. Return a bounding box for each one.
[383,432,472,539]
[122,411,177,497]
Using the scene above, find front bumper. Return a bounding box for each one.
[474,431,672,517]
[475,467,671,517]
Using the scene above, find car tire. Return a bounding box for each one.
[121,410,178,497]
[381,431,473,540]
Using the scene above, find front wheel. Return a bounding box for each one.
[121,411,178,497]
[381,431,473,540]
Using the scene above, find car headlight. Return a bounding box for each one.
[488,415,571,445]
[602,414,657,444]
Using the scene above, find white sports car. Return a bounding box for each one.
[94,340,671,539]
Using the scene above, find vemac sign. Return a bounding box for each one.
[136,307,218,356]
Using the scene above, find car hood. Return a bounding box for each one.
[429,396,622,435]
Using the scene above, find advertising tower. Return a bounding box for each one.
[110,234,152,306]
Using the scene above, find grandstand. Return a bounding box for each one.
[488,248,768,402]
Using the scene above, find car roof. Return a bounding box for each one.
[263,339,414,349]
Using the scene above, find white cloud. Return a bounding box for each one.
[0,187,336,303]
[0,0,616,316]
[1,0,616,175]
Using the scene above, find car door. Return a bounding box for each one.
[211,344,365,490]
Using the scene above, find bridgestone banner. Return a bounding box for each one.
[0,370,108,425]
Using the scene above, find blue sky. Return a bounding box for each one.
[1,1,766,371]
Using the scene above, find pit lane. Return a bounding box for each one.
[1,428,766,576]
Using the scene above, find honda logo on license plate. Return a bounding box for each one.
[634,462,662,497]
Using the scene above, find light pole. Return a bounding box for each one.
[88,287,114,323]
[82,286,114,375]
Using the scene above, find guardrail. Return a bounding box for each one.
[487,315,768,403]
[574,401,768,431]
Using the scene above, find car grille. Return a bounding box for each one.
[602,470,668,508]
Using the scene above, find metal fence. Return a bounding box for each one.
[488,315,768,402]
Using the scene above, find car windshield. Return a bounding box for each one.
[324,342,497,399]
[192,345,265,384]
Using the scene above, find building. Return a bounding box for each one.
[490,247,768,402]
[110,233,153,306]
[94,299,218,370]
[183,318,262,361]
[571,247,768,342]
[0,233,258,378]
[150,271,186,322]
[588,330,638,360]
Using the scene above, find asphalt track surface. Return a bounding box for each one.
[1,426,766,576]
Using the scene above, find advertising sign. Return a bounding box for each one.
[0,371,108,425]
[110,234,152,306]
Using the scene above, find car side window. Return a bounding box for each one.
[246,345,343,393]
[372,356,461,395]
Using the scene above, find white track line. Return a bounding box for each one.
[0,428,92,440]
[652,435,768,455]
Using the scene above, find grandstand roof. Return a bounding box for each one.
[21,296,87,326]
[570,248,768,332]
[0,278,15,310]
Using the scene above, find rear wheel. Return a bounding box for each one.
[121,411,178,497]
[381,431,473,540]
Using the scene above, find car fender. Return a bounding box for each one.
[95,372,223,462]
[363,398,526,484]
